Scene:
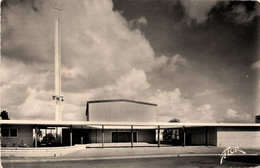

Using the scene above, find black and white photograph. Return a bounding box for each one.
[0,0,260,167]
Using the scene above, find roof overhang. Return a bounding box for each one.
[1,120,260,128]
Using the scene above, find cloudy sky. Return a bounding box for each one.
[1,0,260,123]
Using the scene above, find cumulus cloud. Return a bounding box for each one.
[10,89,55,120]
[2,0,251,123]
[194,88,225,98]
[108,69,151,96]
[180,0,219,25]
[224,108,252,122]
[180,1,259,25]
[1,59,54,120]
[129,16,148,29]
[2,0,167,90]
[1,58,53,108]
[162,54,189,73]
[90,68,151,100]
[195,104,215,122]
[1,0,167,120]
[60,69,218,122]
[194,89,215,98]
[229,3,260,24]
[149,89,216,122]
[2,0,55,64]
[61,69,151,120]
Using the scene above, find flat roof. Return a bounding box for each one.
[1,120,260,128]
[87,99,157,106]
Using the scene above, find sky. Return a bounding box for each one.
[1,0,260,123]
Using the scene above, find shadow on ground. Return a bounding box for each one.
[225,156,260,164]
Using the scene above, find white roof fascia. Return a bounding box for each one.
[1,120,260,127]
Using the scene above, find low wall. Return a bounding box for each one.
[1,125,34,147]
[217,127,260,148]
[1,145,86,158]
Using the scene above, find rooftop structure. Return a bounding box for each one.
[255,115,260,123]
[86,99,157,122]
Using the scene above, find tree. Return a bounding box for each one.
[163,118,180,145]
[163,129,173,142]
[163,128,180,145]
[42,133,56,144]
[1,111,10,120]
[169,118,180,123]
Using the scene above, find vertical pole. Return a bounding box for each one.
[0,120,3,168]
[45,128,47,145]
[60,128,63,145]
[56,127,58,145]
[205,126,209,146]
[69,125,72,146]
[96,129,98,143]
[35,126,38,148]
[131,125,133,148]
[183,126,185,147]
[0,5,3,167]
[102,125,104,148]
[158,126,160,148]
[55,17,62,121]
[88,128,91,144]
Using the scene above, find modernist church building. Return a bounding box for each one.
[1,99,260,148]
[62,99,157,145]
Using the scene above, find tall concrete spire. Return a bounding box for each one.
[53,8,63,121]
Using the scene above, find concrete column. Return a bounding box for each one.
[205,126,209,146]
[131,125,133,148]
[96,129,98,143]
[0,5,3,167]
[158,126,160,148]
[0,119,3,168]
[54,17,62,121]
[56,127,58,144]
[70,125,72,146]
[35,126,38,148]
[183,126,185,147]
[102,125,104,148]
[60,128,63,145]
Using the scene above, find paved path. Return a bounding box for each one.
[3,156,260,168]
[2,145,260,163]
[64,145,260,159]
[64,146,226,158]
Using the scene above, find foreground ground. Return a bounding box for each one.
[2,156,260,168]
[2,145,260,167]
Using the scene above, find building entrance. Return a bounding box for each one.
[112,132,137,142]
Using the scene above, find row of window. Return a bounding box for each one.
[1,129,18,138]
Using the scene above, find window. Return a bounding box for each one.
[2,129,9,137]
[1,128,18,138]
[10,129,18,137]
